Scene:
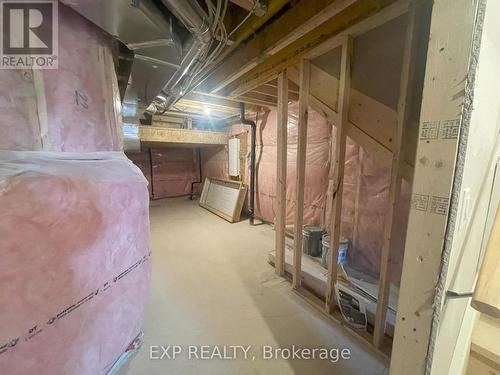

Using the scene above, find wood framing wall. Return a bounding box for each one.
[269,0,426,360]
[390,0,482,374]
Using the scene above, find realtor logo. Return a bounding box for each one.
[1,0,58,69]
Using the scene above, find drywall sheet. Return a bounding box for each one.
[0,152,151,375]
[0,5,121,152]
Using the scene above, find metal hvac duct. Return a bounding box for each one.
[61,0,213,150]
[157,0,212,110]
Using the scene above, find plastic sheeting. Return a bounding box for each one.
[151,148,199,199]
[201,146,228,184]
[0,5,122,152]
[0,152,151,375]
[232,103,410,283]
[127,146,228,199]
[230,103,331,228]
[0,4,150,374]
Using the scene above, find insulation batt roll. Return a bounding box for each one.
[0,152,151,375]
[0,4,151,375]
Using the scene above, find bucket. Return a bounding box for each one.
[321,235,349,268]
[302,226,324,257]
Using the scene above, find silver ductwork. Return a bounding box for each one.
[157,0,212,110]
[61,0,184,104]
[62,0,216,113]
[61,0,212,150]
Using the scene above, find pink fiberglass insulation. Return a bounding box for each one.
[151,148,200,199]
[126,151,153,199]
[126,146,227,200]
[201,146,229,184]
[230,103,331,228]
[232,103,409,283]
[0,3,150,374]
[0,4,122,152]
[0,152,151,375]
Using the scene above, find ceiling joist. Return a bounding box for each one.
[197,0,359,94]
[224,0,409,97]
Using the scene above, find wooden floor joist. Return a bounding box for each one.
[198,0,358,95]
[275,70,288,276]
[325,35,352,313]
[225,0,409,98]
[292,59,310,289]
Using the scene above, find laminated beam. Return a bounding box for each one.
[325,35,352,313]
[139,126,228,146]
[275,70,288,276]
[292,59,310,289]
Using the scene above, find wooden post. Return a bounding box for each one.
[325,35,352,313]
[373,2,419,348]
[275,70,289,276]
[390,0,479,373]
[292,59,310,289]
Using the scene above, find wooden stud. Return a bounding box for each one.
[199,0,357,94]
[325,35,352,313]
[292,59,310,289]
[275,70,289,276]
[226,0,409,98]
[373,1,419,349]
[390,0,478,372]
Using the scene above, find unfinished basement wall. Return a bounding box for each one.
[0,4,150,375]
[231,101,410,283]
[126,145,228,199]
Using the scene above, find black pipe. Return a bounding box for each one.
[190,148,202,200]
[148,148,155,199]
[240,103,256,226]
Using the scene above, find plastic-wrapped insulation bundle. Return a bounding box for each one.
[0,4,151,375]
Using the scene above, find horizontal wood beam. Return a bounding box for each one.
[182,92,261,112]
[238,91,278,106]
[198,0,358,94]
[264,82,299,95]
[191,91,269,111]
[225,0,408,97]
[140,126,228,145]
[250,85,300,101]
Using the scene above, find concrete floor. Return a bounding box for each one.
[126,197,388,375]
